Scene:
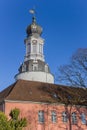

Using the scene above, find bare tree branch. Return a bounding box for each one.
[57,48,87,88]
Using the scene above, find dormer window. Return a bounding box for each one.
[53,93,57,98]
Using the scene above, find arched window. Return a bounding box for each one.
[62,112,68,122]
[81,113,86,124]
[51,111,57,123]
[72,112,77,124]
[38,110,44,123]
[33,43,37,53]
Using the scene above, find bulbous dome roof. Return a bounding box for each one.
[26,17,42,36]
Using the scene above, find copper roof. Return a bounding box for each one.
[0,80,87,106]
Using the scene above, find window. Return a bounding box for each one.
[22,64,26,72]
[38,111,44,123]
[33,64,38,71]
[39,44,43,54]
[53,93,57,98]
[26,43,31,55]
[72,112,77,124]
[51,111,57,123]
[33,43,37,53]
[81,113,86,124]
[45,64,48,73]
[52,93,60,100]
[62,112,68,122]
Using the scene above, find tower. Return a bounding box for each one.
[15,10,54,83]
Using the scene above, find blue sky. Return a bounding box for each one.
[0,0,87,91]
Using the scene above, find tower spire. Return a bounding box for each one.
[29,9,36,23]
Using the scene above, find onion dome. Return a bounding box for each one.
[26,16,42,36]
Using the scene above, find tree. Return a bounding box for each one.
[57,48,87,88]
[0,111,12,130]
[9,108,27,130]
[0,108,27,130]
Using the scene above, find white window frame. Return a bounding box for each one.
[33,64,38,71]
[38,110,44,123]
[26,43,31,56]
[39,44,43,54]
[45,65,48,72]
[33,43,37,53]
[62,112,68,122]
[81,113,86,125]
[72,112,77,124]
[51,111,57,123]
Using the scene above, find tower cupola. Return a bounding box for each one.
[26,16,42,36]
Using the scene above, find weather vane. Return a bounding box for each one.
[29,7,36,23]
[29,8,36,17]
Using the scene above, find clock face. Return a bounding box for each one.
[32,40,37,44]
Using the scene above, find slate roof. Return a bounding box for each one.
[0,80,87,106]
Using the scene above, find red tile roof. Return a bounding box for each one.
[0,80,87,106]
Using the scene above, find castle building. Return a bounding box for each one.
[0,11,87,130]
